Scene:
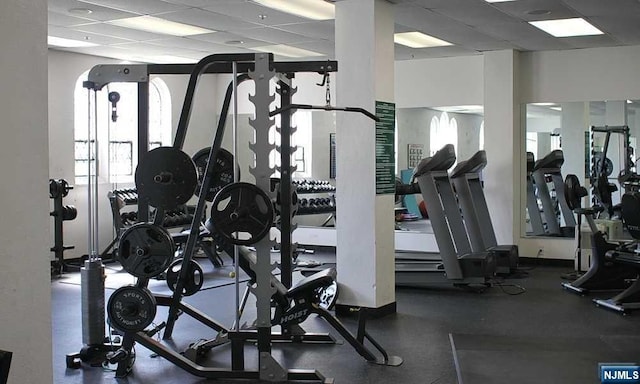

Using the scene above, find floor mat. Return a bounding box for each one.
[449,333,640,384]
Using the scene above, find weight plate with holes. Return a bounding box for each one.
[107,286,156,332]
[166,258,204,296]
[192,147,238,202]
[209,182,274,246]
[314,281,339,310]
[135,147,197,209]
[118,223,175,279]
[564,174,588,211]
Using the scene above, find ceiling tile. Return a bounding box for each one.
[561,34,622,49]
[48,10,95,27]
[474,21,549,41]
[408,0,476,9]
[433,24,502,45]
[157,9,261,32]
[510,36,571,51]
[202,2,312,26]
[394,5,457,31]
[48,25,134,45]
[488,0,578,22]
[290,40,335,56]
[562,0,640,17]
[56,45,132,60]
[163,0,243,7]
[108,41,208,58]
[275,20,335,41]
[190,32,271,48]
[48,0,140,21]
[78,0,188,15]
[395,44,480,60]
[590,15,640,44]
[431,3,516,27]
[73,22,170,42]
[464,40,520,51]
[146,36,231,52]
[236,27,315,45]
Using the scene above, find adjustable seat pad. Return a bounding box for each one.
[450,150,487,178]
[414,144,457,177]
[533,149,564,171]
[286,268,336,298]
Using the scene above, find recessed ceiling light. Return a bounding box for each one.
[258,14,268,20]
[627,100,633,104]
[253,0,334,20]
[550,107,562,111]
[394,32,452,48]
[48,36,98,48]
[532,102,555,106]
[108,16,214,37]
[68,8,93,15]
[253,44,323,58]
[529,17,603,37]
[225,40,245,45]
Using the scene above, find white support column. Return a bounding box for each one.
[0,1,51,383]
[561,102,588,181]
[483,50,521,244]
[335,0,395,309]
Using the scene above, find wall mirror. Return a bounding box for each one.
[523,100,640,238]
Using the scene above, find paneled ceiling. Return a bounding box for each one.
[47,0,640,62]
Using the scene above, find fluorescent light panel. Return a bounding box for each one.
[484,0,518,2]
[529,18,603,37]
[48,36,98,48]
[254,44,323,58]
[109,16,213,37]
[394,32,452,48]
[253,0,334,20]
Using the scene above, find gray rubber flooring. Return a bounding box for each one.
[51,253,640,384]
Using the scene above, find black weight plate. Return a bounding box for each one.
[314,281,339,310]
[209,182,274,246]
[135,147,197,209]
[118,223,175,279]
[192,147,237,202]
[166,258,204,296]
[107,286,156,332]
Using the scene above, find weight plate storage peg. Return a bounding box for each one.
[107,286,157,333]
[192,147,237,202]
[135,147,198,209]
[165,258,204,296]
[118,223,175,279]
[209,182,274,246]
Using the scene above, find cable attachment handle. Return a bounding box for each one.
[316,61,332,107]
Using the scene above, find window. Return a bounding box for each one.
[479,121,485,150]
[74,71,171,184]
[430,112,458,156]
[269,110,312,178]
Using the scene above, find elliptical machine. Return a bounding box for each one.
[561,175,635,294]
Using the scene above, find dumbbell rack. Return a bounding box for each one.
[295,180,336,226]
[49,178,76,274]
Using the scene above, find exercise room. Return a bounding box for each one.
[3,1,640,384]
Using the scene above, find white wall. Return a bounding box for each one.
[1,1,52,383]
[395,55,484,108]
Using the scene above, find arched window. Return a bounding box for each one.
[479,121,485,150]
[430,112,458,156]
[74,71,171,184]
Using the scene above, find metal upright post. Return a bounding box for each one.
[277,78,295,288]
[137,81,150,223]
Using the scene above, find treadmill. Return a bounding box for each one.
[526,152,545,236]
[531,150,576,236]
[395,144,496,287]
[450,150,519,274]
